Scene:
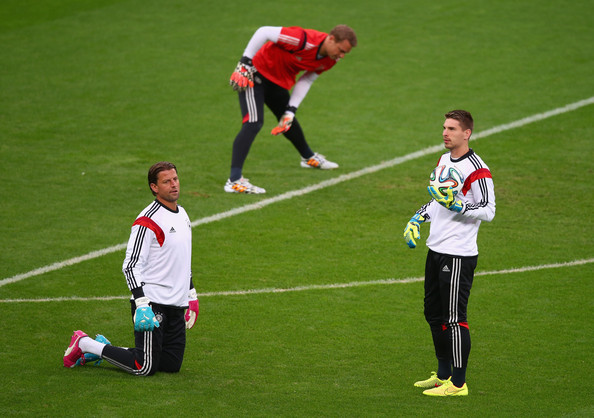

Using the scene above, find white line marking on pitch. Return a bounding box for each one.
[1,96,593,288]
[1,258,591,303]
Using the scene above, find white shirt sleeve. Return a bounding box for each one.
[462,177,496,222]
[243,26,282,58]
[288,71,319,110]
[417,199,438,223]
[122,224,153,293]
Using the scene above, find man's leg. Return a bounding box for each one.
[262,78,314,159]
[101,301,164,376]
[437,254,477,388]
[158,307,187,373]
[423,250,452,381]
[230,82,265,182]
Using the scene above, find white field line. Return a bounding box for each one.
[0,258,591,303]
[1,96,593,288]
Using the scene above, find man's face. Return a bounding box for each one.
[442,118,471,151]
[151,169,179,204]
[324,36,352,60]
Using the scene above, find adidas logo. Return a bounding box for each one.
[169,227,176,233]
[442,265,451,273]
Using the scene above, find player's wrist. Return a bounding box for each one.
[131,287,145,300]
[239,56,253,66]
[450,200,465,213]
[410,213,425,224]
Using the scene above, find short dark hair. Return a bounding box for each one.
[330,25,357,47]
[445,110,474,132]
[148,161,177,196]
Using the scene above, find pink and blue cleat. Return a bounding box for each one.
[64,331,111,368]
[63,330,88,368]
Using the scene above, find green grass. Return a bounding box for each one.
[1,0,593,416]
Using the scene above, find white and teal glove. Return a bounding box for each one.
[427,186,464,213]
[133,297,160,332]
[403,213,425,249]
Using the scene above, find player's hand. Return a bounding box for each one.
[403,213,425,248]
[133,297,160,332]
[271,112,294,135]
[427,186,464,213]
[230,56,256,92]
[185,288,200,330]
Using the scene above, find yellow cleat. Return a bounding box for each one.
[423,380,468,396]
[414,371,448,388]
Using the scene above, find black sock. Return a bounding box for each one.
[282,118,313,158]
[451,367,466,387]
[437,360,452,380]
[230,121,261,181]
[229,168,242,182]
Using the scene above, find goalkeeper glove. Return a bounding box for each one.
[427,185,464,213]
[403,213,425,249]
[271,111,295,135]
[185,288,200,330]
[229,56,256,92]
[133,297,160,332]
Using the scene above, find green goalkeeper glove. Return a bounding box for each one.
[427,186,464,213]
[403,213,425,248]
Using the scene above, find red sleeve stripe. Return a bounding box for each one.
[133,216,165,247]
[462,168,492,196]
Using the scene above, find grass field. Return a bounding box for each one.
[1,0,593,416]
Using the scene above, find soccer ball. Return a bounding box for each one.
[429,165,464,196]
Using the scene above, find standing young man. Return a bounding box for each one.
[63,162,199,376]
[225,24,357,194]
[403,110,496,396]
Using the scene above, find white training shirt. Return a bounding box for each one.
[419,149,496,257]
[122,200,192,307]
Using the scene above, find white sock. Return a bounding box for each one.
[79,337,106,357]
